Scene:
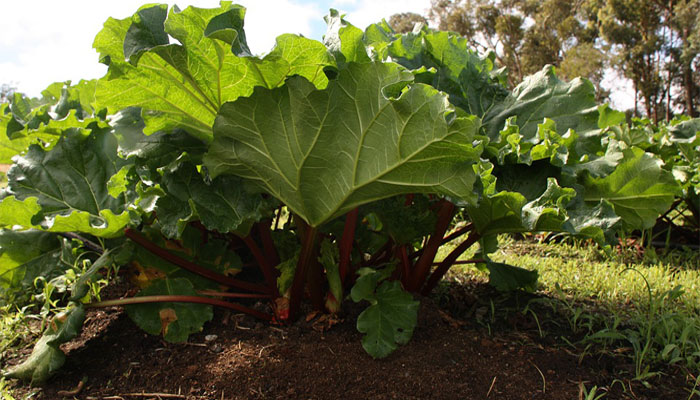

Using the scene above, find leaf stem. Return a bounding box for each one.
[421,232,481,295]
[124,228,271,294]
[257,219,281,269]
[57,232,104,254]
[242,234,280,297]
[86,295,272,321]
[287,220,320,321]
[397,245,411,287]
[407,200,456,292]
[430,259,485,266]
[196,290,272,299]
[409,222,473,260]
[365,239,394,268]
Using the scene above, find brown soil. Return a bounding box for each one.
[6,281,693,400]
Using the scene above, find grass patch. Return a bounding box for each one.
[439,236,700,383]
[0,305,41,400]
[0,306,39,361]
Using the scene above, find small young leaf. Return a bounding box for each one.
[350,266,393,303]
[69,250,117,302]
[356,281,419,358]
[0,230,63,297]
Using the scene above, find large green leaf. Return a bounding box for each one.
[125,278,213,343]
[1,79,105,164]
[0,230,64,297]
[323,9,371,64]
[155,162,265,237]
[468,166,575,238]
[380,30,508,118]
[110,106,208,190]
[5,92,53,136]
[482,66,600,153]
[1,104,34,163]
[205,61,481,227]
[350,266,394,304]
[5,130,131,237]
[0,196,41,228]
[582,147,681,229]
[355,280,419,359]
[94,3,334,142]
[667,119,700,190]
[491,118,579,167]
[4,305,85,385]
[668,118,700,148]
[563,199,621,245]
[113,109,207,161]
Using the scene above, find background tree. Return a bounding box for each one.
[388,12,428,33]
[668,0,699,117]
[558,42,610,100]
[428,0,607,97]
[598,0,668,122]
[0,83,16,103]
[598,0,699,121]
[426,0,699,120]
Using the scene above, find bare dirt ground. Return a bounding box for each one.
[6,279,691,400]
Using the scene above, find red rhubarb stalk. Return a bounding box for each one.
[256,219,281,268]
[409,223,473,260]
[242,235,280,297]
[197,290,273,299]
[124,228,271,294]
[87,295,272,321]
[397,245,411,287]
[287,221,320,321]
[306,250,325,312]
[407,200,456,292]
[421,232,481,295]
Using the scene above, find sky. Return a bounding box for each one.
[0,0,634,109]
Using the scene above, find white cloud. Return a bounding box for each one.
[0,0,319,97]
[239,1,320,54]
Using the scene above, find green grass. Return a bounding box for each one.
[439,235,700,383]
[0,306,38,361]
[0,379,17,400]
[0,305,41,400]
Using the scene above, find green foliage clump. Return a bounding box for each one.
[0,3,695,386]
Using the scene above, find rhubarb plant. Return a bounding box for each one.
[0,2,689,385]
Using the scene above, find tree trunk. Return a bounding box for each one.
[683,64,698,117]
[666,68,672,121]
[634,80,639,117]
[645,92,654,123]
